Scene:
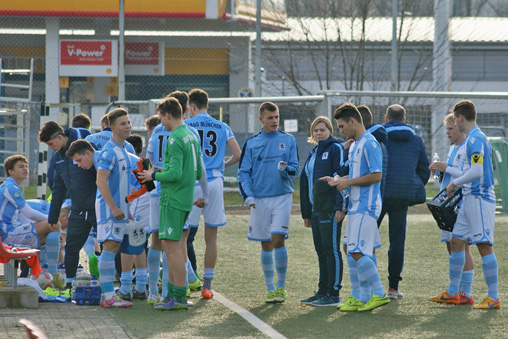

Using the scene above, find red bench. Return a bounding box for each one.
[0,237,39,289]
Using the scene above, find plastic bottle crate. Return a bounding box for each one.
[72,286,101,305]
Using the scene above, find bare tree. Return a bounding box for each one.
[263,0,435,95]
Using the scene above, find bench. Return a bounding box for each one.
[0,237,39,289]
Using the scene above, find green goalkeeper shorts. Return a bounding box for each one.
[158,205,189,241]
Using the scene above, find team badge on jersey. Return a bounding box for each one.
[13,192,21,198]
[322,152,329,160]
[169,138,175,145]
[114,225,121,235]
[279,143,285,150]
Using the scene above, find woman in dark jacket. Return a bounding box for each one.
[299,116,348,307]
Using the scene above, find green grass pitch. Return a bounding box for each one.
[111,213,508,338]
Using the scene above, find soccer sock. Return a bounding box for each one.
[203,268,214,290]
[261,250,276,292]
[162,254,170,299]
[447,250,465,296]
[99,250,116,299]
[135,268,147,292]
[120,271,133,295]
[459,270,474,297]
[147,248,161,296]
[187,259,198,282]
[346,254,360,300]
[40,245,48,268]
[173,285,187,304]
[357,256,385,298]
[481,253,499,300]
[45,231,60,274]
[83,234,96,257]
[371,253,378,267]
[274,246,288,289]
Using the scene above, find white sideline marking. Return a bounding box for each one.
[213,292,287,339]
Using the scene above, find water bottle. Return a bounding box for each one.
[334,172,349,199]
[432,153,440,180]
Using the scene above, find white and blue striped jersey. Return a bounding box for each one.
[440,141,466,189]
[95,139,132,224]
[147,123,200,196]
[85,128,135,154]
[0,177,26,235]
[347,132,383,219]
[461,126,495,202]
[185,113,234,182]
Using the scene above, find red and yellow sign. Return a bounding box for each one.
[0,0,225,18]
[59,40,118,76]
[60,41,113,65]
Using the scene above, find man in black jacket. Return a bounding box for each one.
[379,105,430,299]
[38,121,97,290]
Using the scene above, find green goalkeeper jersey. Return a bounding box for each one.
[155,124,202,211]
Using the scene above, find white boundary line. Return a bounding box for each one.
[213,292,287,339]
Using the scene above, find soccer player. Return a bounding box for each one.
[138,97,203,311]
[95,108,134,308]
[145,115,160,139]
[110,134,150,301]
[145,91,207,304]
[0,155,62,283]
[184,88,241,299]
[85,114,135,153]
[237,102,299,303]
[38,121,95,290]
[431,100,500,309]
[300,116,346,307]
[428,113,474,305]
[322,103,389,312]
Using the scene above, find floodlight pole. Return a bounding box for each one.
[118,0,125,101]
[255,0,262,97]
[391,0,398,92]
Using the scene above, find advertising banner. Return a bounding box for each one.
[59,40,118,76]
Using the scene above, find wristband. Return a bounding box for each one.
[151,172,157,181]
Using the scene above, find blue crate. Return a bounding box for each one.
[72,286,101,306]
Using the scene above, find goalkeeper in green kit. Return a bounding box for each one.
[138,97,203,310]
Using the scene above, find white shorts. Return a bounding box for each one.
[344,213,381,257]
[248,194,292,242]
[97,221,126,243]
[130,192,151,234]
[440,230,452,242]
[5,223,40,248]
[452,195,495,245]
[187,179,226,228]
[150,196,160,233]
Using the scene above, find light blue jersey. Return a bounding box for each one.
[0,177,26,237]
[461,126,495,203]
[85,128,135,154]
[95,139,132,224]
[185,113,234,182]
[238,129,299,199]
[440,141,466,189]
[26,199,50,215]
[347,132,383,219]
[147,123,200,196]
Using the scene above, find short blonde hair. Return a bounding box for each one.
[443,113,455,125]
[308,116,334,144]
